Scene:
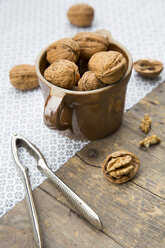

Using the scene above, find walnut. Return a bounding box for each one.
[46,38,80,64]
[9,64,39,90]
[73,32,109,60]
[89,51,127,84]
[67,4,94,27]
[78,71,104,91]
[139,135,161,148]
[140,114,152,133]
[102,150,140,184]
[133,59,163,78]
[44,60,80,89]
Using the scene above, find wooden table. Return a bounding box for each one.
[0,82,165,248]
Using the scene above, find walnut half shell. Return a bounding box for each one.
[102,150,140,184]
[133,59,163,78]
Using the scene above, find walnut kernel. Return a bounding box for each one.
[139,135,161,148]
[78,71,104,91]
[88,51,127,84]
[44,60,80,89]
[102,151,140,184]
[47,38,80,64]
[140,114,152,133]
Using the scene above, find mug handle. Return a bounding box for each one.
[44,94,72,131]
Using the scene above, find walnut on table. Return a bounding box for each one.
[9,64,39,90]
[67,4,94,27]
[102,150,140,184]
[139,135,161,148]
[133,59,163,78]
[140,113,152,133]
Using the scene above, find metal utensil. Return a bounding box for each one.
[11,133,102,247]
[11,133,43,248]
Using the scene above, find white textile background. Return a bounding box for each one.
[0,0,164,217]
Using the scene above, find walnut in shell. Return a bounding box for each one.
[73,32,109,59]
[78,71,104,91]
[9,64,39,90]
[139,135,161,148]
[47,38,80,64]
[67,4,94,27]
[133,59,163,78]
[44,60,80,89]
[89,51,127,84]
[140,114,152,133]
[102,151,140,184]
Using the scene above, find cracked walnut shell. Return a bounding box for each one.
[78,71,104,91]
[133,59,163,78]
[73,32,109,60]
[47,38,80,64]
[139,135,161,148]
[67,4,94,27]
[102,151,140,184]
[9,64,39,90]
[44,60,80,89]
[88,51,127,84]
[140,114,152,133]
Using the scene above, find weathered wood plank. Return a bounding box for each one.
[40,155,165,248]
[77,82,165,198]
[76,128,165,198]
[0,187,123,248]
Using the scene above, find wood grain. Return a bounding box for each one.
[0,187,122,248]
[0,82,165,248]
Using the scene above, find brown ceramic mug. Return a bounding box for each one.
[35,30,133,140]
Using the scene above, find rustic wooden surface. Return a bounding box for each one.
[0,82,165,248]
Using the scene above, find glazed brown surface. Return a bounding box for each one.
[40,74,130,140]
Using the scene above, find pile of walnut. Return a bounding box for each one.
[43,32,127,91]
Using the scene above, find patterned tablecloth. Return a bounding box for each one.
[0,0,164,217]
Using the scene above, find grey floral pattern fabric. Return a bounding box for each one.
[0,0,164,217]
